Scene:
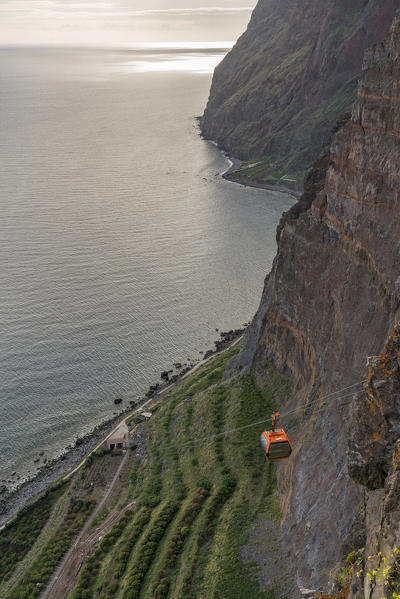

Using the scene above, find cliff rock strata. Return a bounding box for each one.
[227,14,400,592]
[348,327,400,599]
[202,0,400,176]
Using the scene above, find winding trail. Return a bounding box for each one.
[41,449,130,599]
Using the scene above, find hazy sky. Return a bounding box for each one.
[0,0,257,45]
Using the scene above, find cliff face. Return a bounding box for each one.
[201,0,400,177]
[347,328,400,599]
[226,14,400,592]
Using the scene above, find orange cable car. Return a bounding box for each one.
[260,412,292,461]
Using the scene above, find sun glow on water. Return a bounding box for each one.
[128,41,235,50]
[121,54,225,74]
[117,41,234,74]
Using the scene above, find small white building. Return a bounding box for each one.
[139,411,152,420]
[107,422,129,450]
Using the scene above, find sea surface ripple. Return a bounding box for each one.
[0,46,294,485]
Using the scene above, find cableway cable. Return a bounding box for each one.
[179,379,367,450]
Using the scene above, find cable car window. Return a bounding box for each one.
[268,441,291,459]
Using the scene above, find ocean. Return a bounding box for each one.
[0,44,294,486]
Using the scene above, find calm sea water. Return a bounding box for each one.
[0,45,293,485]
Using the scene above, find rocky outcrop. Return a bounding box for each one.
[348,328,400,599]
[348,328,400,491]
[226,13,400,592]
[201,0,400,177]
[359,447,400,599]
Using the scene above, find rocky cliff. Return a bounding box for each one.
[226,13,400,594]
[201,0,400,178]
[347,328,400,599]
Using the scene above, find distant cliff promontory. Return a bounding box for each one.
[201,0,400,178]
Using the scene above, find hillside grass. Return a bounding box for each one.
[0,481,69,582]
[69,347,292,598]
[229,161,298,187]
[8,497,95,599]
[2,347,293,599]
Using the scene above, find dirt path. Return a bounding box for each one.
[41,450,131,599]
[62,391,163,483]
[1,494,69,598]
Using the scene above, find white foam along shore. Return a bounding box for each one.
[0,329,244,529]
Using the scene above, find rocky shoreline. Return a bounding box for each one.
[221,155,302,199]
[0,136,285,529]
[0,327,245,528]
[0,415,121,527]
[199,121,302,199]
[224,170,302,200]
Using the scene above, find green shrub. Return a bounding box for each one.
[197,477,236,546]
[196,477,212,491]
[71,509,138,599]
[95,447,111,457]
[123,501,179,599]
[0,482,68,582]
[93,507,152,598]
[8,498,95,599]
[150,488,210,598]
[142,477,162,507]
[83,453,96,469]
[141,444,163,507]
[90,507,109,529]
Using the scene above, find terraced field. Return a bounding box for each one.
[1,347,295,599]
[0,482,69,594]
[70,348,293,598]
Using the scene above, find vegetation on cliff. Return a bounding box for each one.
[0,482,68,582]
[0,349,294,598]
[70,351,292,599]
[201,0,400,179]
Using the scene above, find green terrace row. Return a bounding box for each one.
[1,348,292,599]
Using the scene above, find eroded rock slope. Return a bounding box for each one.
[348,328,400,599]
[227,13,400,592]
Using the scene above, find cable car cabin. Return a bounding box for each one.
[260,413,292,461]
